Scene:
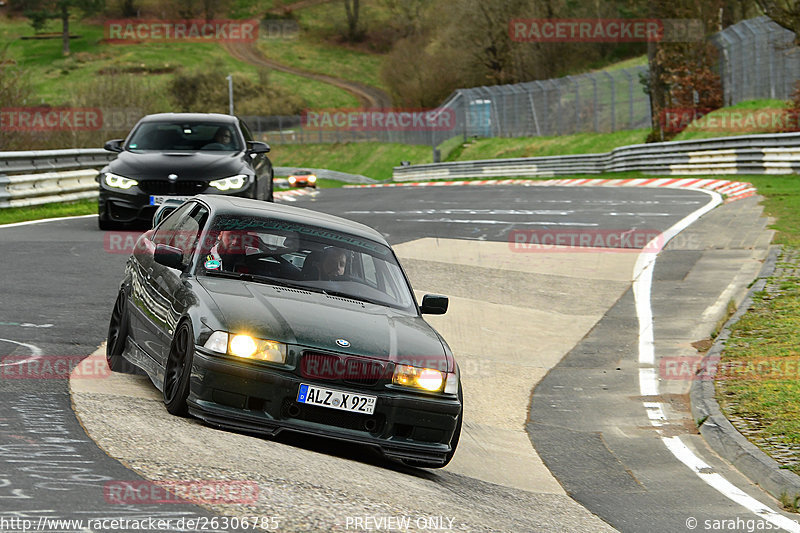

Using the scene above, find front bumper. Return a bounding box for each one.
[98,180,255,224]
[188,349,461,465]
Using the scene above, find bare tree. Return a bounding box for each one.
[24,0,105,55]
[343,0,361,41]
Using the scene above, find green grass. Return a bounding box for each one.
[270,142,432,180]
[745,177,800,248]
[1,15,359,109]
[0,199,96,225]
[672,99,791,141]
[258,36,385,91]
[448,129,650,161]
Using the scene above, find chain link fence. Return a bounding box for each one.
[245,16,800,148]
[244,64,651,150]
[712,16,800,106]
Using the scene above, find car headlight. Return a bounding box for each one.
[288,177,296,184]
[203,331,287,364]
[104,172,138,189]
[209,175,248,191]
[308,175,317,183]
[392,364,445,392]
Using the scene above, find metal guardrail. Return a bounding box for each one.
[0,150,380,208]
[0,149,114,208]
[3,132,800,207]
[393,132,800,181]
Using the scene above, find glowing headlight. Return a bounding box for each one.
[392,364,445,392]
[104,173,138,189]
[203,332,287,364]
[209,175,247,191]
[288,177,296,184]
[308,175,317,183]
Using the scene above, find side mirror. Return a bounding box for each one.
[104,139,124,153]
[247,141,270,154]
[154,244,185,270]
[152,199,185,228]
[420,294,448,315]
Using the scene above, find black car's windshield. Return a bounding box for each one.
[196,215,416,312]
[127,121,243,152]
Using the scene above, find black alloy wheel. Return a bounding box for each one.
[163,321,195,416]
[106,292,137,373]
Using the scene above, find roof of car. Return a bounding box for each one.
[194,195,389,246]
[138,113,239,124]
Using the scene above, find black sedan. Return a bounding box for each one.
[98,113,273,230]
[106,195,462,468]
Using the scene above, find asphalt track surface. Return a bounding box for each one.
[0,185,790,532]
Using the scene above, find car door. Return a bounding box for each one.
[240,119,273,201]
[129,202,196,366]
[149,203,209,370]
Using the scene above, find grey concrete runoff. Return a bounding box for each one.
[690,245,800,505]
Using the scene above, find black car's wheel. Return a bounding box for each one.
[402,383,463,469]
[163,321,194,416]
[98,215,122,231]
[106,292,137,373]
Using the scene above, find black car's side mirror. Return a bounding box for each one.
[420,294,448,315]
[154,244,185,270]
[104,139,124,153]
[247,141,270,154]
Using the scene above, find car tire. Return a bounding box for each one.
[401,383,463,469]
[163,321,194,417]
[106,291,138,373]
[98,216,121,231]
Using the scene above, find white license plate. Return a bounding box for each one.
[149,195,193,206]
[296,383,376,415]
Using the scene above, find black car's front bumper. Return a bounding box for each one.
[98,180,256,225]
[188,349,462,465]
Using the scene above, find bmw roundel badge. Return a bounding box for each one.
[336,339,350,348]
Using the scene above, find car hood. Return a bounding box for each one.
[197,277,452,371]
[106,150,249,180]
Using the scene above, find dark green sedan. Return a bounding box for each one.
[106,194,462,468]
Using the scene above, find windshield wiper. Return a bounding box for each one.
[203,270,253,281]
[320,288,383,306]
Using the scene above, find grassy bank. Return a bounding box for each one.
[0,199,96,225]
[714,175,800,477]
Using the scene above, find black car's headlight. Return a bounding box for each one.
[392,364,458,394]
[104,172,138,189]
[204,331,287,364]
[209,175,248,191]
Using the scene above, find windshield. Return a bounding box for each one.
[127,121,243,152]
[196,215,416,312]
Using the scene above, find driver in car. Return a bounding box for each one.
[206,230,300,276]
[320,247,348,280]
[203,127,234,150]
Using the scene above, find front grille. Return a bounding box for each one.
[138,180,209,195]
[300,351,390,387]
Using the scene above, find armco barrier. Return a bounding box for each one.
[0,149,114,208]
[393,132,800,181]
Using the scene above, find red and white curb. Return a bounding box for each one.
[346,178,757,203]
[274,188,317,202]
